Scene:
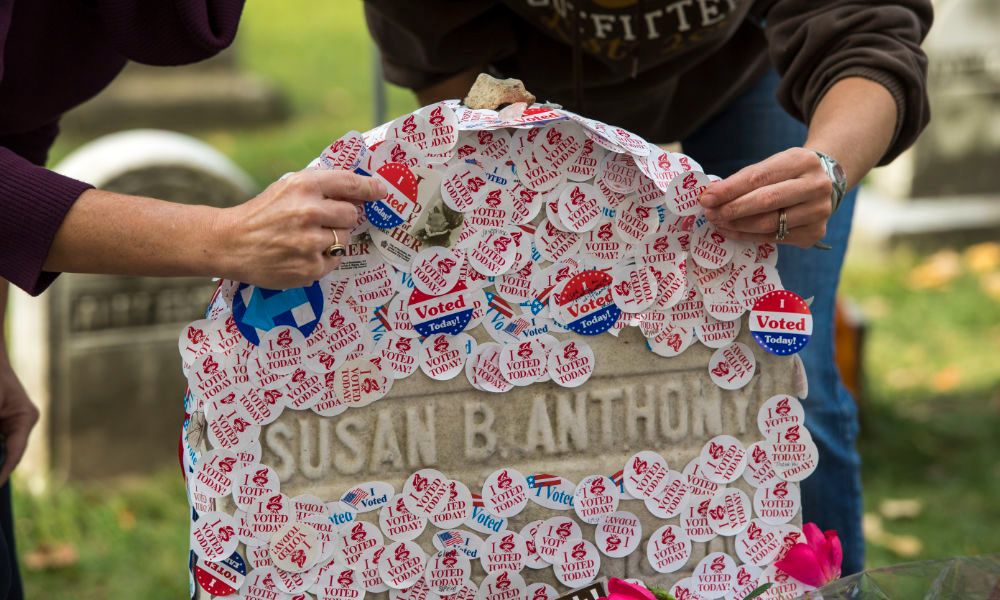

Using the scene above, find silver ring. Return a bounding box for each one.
[775,209,789,242]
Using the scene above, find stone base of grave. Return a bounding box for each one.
[211,327,804,593]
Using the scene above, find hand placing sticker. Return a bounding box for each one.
[214,169,388,289]
[700,148,837,248]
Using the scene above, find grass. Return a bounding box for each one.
[15,1,1000,598]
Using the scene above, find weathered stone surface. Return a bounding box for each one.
[218,326,800,591]
[464,74,537,110]
[10,132,255,487]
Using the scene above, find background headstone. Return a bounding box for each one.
[10,130,256,490]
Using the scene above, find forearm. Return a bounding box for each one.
[804,77,898,189]
[43,189,225,279]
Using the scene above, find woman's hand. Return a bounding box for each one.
[0,360,38,484]
[698,148,835,248]
[213,169,386,289]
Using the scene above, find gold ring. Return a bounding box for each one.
[775,209,789,242]
[325,229,346,257]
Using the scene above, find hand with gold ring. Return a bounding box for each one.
[212,169,386,289]
[698,147,837,248]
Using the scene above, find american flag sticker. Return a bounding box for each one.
[341,488,370,508]
[528,474,560,488]
[437,531,464,547]
[471,493,484,508]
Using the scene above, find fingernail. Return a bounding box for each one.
[699,193,716,207]
[372,180,388,198]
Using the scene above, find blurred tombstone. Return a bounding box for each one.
[60,45,287,135]
[858,0,1000,248]
[9,130,256,490]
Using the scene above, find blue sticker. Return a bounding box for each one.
[195,550,246,596]
[553,270,621,336]
[749,290,813,355]
[232,282,324,345]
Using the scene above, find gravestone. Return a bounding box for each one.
[857,0,1000,248]
[61,46,287,135]
[9,130,256,489]
[182,98,818,599]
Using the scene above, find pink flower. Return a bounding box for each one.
[775,522,843,588]
[599,578,656,600]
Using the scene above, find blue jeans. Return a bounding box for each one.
[682,69,864,575]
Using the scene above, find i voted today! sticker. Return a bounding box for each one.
[750,290,813,355]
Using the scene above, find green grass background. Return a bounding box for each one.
[13,1,1000,598]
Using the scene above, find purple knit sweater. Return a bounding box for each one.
[0,0,245,295]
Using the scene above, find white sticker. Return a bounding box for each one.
[766,424,819,482]
[232,463,280,511]
[334,521,384,567]
[708,342,756,390]
[680,496,717,543]
[683,457,722,499]
[614,201,658,245]
[375,333,420,380]
[424,548,470,595]
[480,530,528,574]
[402,469,451,518]
[730,563,765,600]
[691,223,736,270]
[498,339,547,386]
[534,218,582,263]
[597,152,640,194]
[700,435,749,484]
[594,511,642,558]
[430,480,474,530]
[313,563,365,600]
[706,488,752,536]
[441,163,487,213]
[734,519,783,567]
[644,470,690,519]
[645,524,691,574]
[411,247,464,296]
[432,530,484,561]
[692,552,737,600]
[623,450,670,499]
[552,539,601,588]
[573,475,619,525]
[270,522,321,573]
[475,572,526,600]
[533,515,582,566]
[753,481,801,525]
[481,468,530,518]
[743,441,781,488]
[665,171,710,216]
[519,521,548,570]
[190,511,239,562]
[380,494,428,542]
[418,333,474,381]
[547,340,596,388]
[557,182,602,232]
[193,448,238,499]
[695,315,741,348]
[611,264,658,313]
[757,395,805,437]
[379,541,427,590]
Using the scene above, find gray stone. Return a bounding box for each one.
[10,131,255,488]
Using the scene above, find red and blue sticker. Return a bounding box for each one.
[749,290,812,355]
[553,270,620,336]
[192,550,246,596]
[364,162,420,230]
[407,280,474,337]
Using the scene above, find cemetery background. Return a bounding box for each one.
[4,1,999,598]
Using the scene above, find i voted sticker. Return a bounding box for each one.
[418,333,473,381]
[482,468,530,518]
[706,488,751,536]
[594,511,642,558]
[750,290,812,355]
[743,441,781,488]
[757,394,805,436]
[407,281,474,337]
[645,524,691,574]
[429,480,474,530]
[270,522,321,573]
[552,270,620,335]
[623,450,670,499]
[475,571,526,600]
[665,171,710,216]
[194,550,246,596]
[692,552,737,600]
[644,470,690,519]
[573,475,619,525]
[480,530,528,574]
[402,469,450,517]
[679,497,716,543]
[365,162,420,230]
[735,519,783,567]
[190,511,239,562]
[498,339,547,386]
[708,342,756,390]
[547,340,596,388]
[553,539,601,587]
[380,495,428,542]
[424,548,470,595]
[700,435,749,484]
[754,481,800,525]
[379,541,427,589]
[557,183,602,232]
[410,247,463,297]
